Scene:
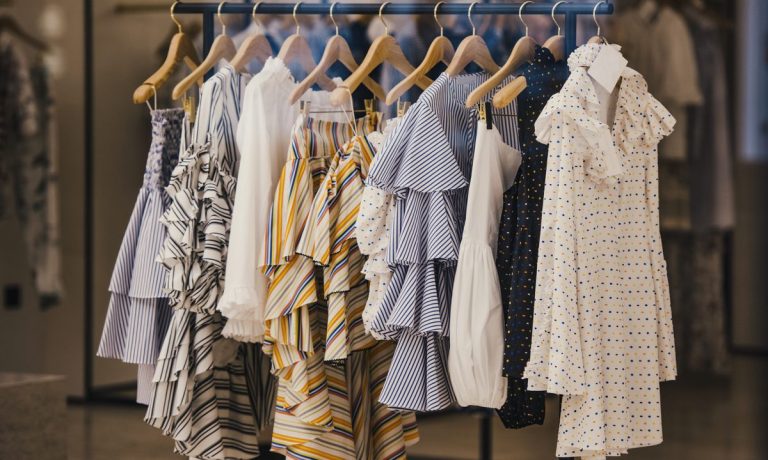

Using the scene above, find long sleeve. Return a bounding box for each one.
[524,97,586,396]
[219,70,297,342]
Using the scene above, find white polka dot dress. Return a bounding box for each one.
[526,44,677,458]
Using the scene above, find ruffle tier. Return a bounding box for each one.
[98,186,173,365]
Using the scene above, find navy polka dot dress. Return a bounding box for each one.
[495,46,568,429]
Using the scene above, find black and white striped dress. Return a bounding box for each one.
[367,73,519,412]
[146,65,275,460]
[97,108,184,404]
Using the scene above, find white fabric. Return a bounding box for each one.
[526,44,677,458]
[219,57,347,341]
[448,123,521,409]
[356,118,400,339]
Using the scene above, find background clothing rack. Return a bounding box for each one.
[88,3,614,460]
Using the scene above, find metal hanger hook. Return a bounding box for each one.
[593,0,606,37]
[170,1,182,33]
[252,2,264,28]
[552,1,567,36]
[519,1,533,37]
[434,1,445,37]
[468,2,478,36]
[379,2,390,35]
[330,2,339,36]
[293,2,302,35]
[217,2,227,34]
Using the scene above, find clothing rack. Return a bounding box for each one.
[85,3,614,460]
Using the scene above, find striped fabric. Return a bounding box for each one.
[97,108,184,403]
[299,135,379,361]
[366,72,520,412]
[148,65,276,460]
[263,112,419,458]
[157,64,247,315]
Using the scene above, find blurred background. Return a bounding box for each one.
[0,0,766,458]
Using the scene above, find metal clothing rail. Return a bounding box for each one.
[168,1,614,60]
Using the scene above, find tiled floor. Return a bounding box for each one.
[68,356,768,459]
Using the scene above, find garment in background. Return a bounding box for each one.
[496,46,568,429]
[528,44,676,458]
[448,121,521,410]
[0,36,63,306]
[97,108,183,405]
[684,6,735,231]
[366,72,520,412]
[612,1,702,231]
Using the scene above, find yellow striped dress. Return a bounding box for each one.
[262,115,419,459]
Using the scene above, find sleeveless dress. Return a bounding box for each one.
[97,108,183,404]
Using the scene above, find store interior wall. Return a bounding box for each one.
[0,0,85,397]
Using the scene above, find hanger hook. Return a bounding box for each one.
[330,2,339,36]
[217,2,227,34]
[293,2,302,35]
[552,1,566,36]
[593,0,606,37]
[468,2,478,36]
[170,1,182,33]
[143,82,157,113]
[379,2,390,35]
[519,1,533,37]
[434,1,445,37]
[252,2,263,28]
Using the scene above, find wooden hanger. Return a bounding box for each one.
[230,2,273,73]
[277,2,335,91]
[290,2,384,104]
[0,13,48,51]
[385,1,454,105]
[494,1,567,109]
[445,2,500,76]
[542,1,566,61]
[465,1,536,108]
[133,2,201,105]
[329,2,431,107]
[588,1,608,44]
[172,2,237,101]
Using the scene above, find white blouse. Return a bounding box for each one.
[448,122,521,409]
[526,44,677,458]
[219,57,347,341]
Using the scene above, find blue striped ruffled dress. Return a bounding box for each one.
[367,72,520,412]
[97,108,184,404]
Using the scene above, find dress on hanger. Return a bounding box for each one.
[263,110,419,459]
[147,64,275,460]
[495,45,568,428]
[448,121,521,410]
[97,108,183,404]
[367,72,520,412]
[526,43,677,458]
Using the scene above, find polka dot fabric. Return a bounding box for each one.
[526,44,677,458]
[495,46,568,429]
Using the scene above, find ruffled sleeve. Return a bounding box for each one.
[368,103,468,194]
[536,91,623,185]
[526,95,587,396]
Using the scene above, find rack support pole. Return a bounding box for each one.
[565,11,578,56]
